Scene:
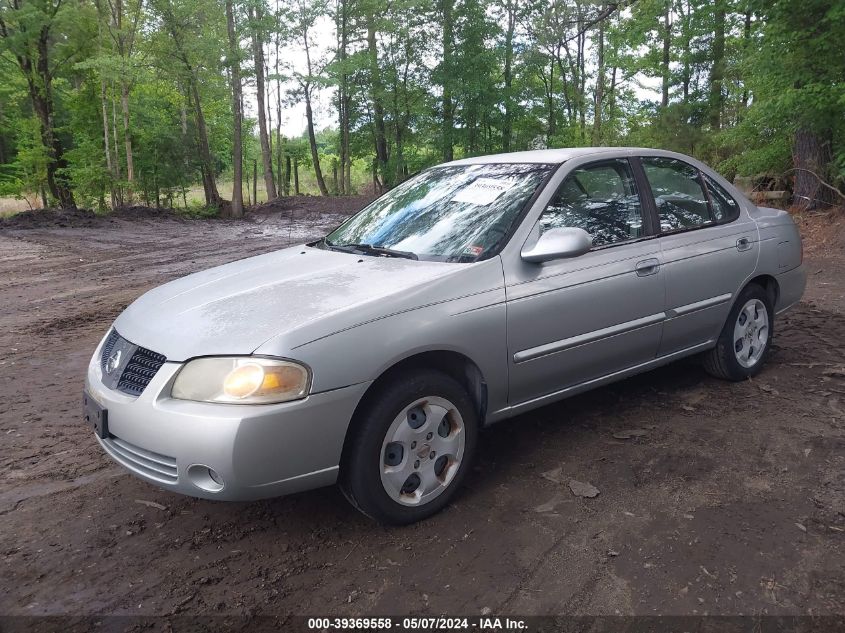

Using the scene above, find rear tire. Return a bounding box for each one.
[703,284,774,381]
[339,369,478,525]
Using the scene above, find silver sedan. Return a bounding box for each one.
[84,148,806,524]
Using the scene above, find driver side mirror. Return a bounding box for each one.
[521,227,593,263]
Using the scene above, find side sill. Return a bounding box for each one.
[488,340,715,424]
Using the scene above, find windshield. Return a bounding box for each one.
[324,163,553,262]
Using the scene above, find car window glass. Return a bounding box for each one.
[538,160,644,247]
[703,173,740,222]
[326,163,552,262]
[643,158,713,232]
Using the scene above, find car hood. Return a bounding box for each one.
[112,245,473,361]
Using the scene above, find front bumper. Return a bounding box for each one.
[85,344,371,501]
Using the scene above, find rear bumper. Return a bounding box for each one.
[775,264,806,315]
[85,342,370,501]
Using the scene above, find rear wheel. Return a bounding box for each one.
[703,284,774,381]
[340,370,478,525]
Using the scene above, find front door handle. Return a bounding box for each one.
[736,237,752,251]
[635,258,660,277]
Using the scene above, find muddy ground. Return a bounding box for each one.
[0,200,843,623]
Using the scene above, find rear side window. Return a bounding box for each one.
[539,159,644,247]
[642,158,713,232]
[702,173,740,222]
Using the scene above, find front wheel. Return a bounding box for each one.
[703,284,774,381]
[340,370,478,525]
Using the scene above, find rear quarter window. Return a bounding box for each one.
[703,174,741,223]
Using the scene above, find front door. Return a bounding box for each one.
[504,158,666,406]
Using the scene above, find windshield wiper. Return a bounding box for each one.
[330,242,419,260]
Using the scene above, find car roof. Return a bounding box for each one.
[444,147,684,166]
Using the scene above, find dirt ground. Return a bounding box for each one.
[1,199,843,622]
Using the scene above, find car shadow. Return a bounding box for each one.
[252,355,712,527]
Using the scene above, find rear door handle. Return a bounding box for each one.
[736,237,752,251]
[635,258,660,277]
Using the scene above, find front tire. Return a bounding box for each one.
[340,369,478,525]
[703,283,774,381]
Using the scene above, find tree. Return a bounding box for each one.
[499,0,518,151]
[249,0,277,199]
[438,0,455,161]
[100,0,143,191]
[226,0,244,216]
[150,0,226,209]
[0,0,85,208]
[1,0,844,212]
[745,0,845,209]
[284,0,329,195]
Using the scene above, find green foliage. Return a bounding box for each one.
[0,0,843,210]
[3,117,49,201]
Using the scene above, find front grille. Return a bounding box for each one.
[117,347,167,396]
[100,329,166,396]
[103,435,178,483]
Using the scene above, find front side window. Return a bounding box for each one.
[538,159,644,247]
[324,163,552,262]
[643,157,713,232]
[703,173,740,222]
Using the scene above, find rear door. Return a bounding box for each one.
[638,156,758,355]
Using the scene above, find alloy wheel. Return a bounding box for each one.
[733,298,769,368]
[379,396,465,506]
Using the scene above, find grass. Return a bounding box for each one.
[0,194,41,216]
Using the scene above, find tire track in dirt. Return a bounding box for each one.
[0,207,843,617]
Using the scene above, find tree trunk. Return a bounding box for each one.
[394,99,404,183]
[275,0,283,194]
[592,20,605,146]
[189,77,222,208]
[607,65,618,125]
[253,159,258,204]
[792,127,836,211]
[336,0,350,194]
[502,0,516,152]
[226,0,243,218]
[709,1,726,130]
[661,0,671,108]
[251,5,277,199]
[332,157,338,194]
[740,9,752,111]
[266,60,272,162]
[293,157,300,195]
[243,159,250,204]
[24,28,75,208]
[547,62,556,138]
[305,90,329,196]
[366,12,388,188]
[101,80,117,208]
[441,0,454,161]
[121,81,134,189]
[577,22,586,141]
[285,154,292,195]
[111,90,122,181]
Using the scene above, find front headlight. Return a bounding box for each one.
[171,357,311,404]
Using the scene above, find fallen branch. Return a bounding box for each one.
[782,168,845,201]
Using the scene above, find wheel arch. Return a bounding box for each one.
[338,350,488,470]
[743,274,779,310]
